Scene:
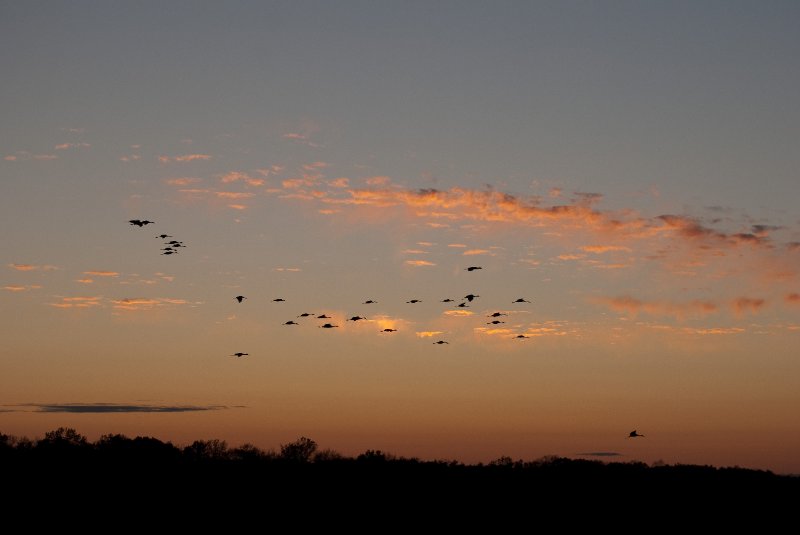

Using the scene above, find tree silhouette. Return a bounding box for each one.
[280,436,317,463]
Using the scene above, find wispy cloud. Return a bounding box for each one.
[463,249,490,256]
[581,245,632,254]
[405,260,436,267]
[9,263,59,272]
[165,177,202,186]
[11,403,228,414]
[83,270,119,277]
[416,331,444,338]
[49,296,102,309]
[158,154,212,163]
[786,293,800,304]
[597,295,718,320]
[444,310,474,317]
[111,297,193,311]
[54,142,91,150]
[3,285,41,292]
[731,297,766,315]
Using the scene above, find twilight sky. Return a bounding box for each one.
[1,1,799,472]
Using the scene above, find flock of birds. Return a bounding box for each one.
[129,219,647,440]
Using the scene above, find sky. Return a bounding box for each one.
[1,1,799,473]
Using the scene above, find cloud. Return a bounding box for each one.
[328,177,350,188]
[365,176,391,186]
[214,191,255,200]
[110,297,191,311]
[228,204,247,210]
[581,245,632,254]
[49,296,102,309]
[416,331,444,338]
[283,132,322,148]
[596,295,718,320]
[15,403,227,414]
[54,142,91,150]
[444,310,474,317]
[448,244,467,248]
[83,271,119,277]
[75,279,93,284]
[405,260,436,267]
[786,293,800,304]
[417,242,435,247]
[463,249,490,256]
[34,154,58,160]
[273,267,301,272]
[9,263,58,271]
[218,171,265,187]
[684,327,745,335]
[402,249,428,254]
[731,297,766,315]
[256,165,285,177]
[165,177,202,186]
[4,155,17,161]
[3,285,28,292]
[158,154,211,163]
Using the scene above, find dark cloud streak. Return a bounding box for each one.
[6,403,230,414]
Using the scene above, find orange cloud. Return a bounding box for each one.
[50,296,102,309]
[597,295,718,320]
[365,176,391,186]
[75,279,93,284]
[328,177,350,188]
[111,297,192,311]
[218,171,264,186]
[8,263,58,271]
[581,245,632,254]
[83,271,119,277]
[731,297,766,315]
[402,249,428,254]
[228,204,247,210]
[159,154,211,163]
[685,327,746,335]
[416,331,444,338]
[214,192,255,200]
[463,249,490,256]
[444,310,473,317]
[405,260,436,267]
[3,286,27,292]
[54,142,91,150]
[166,177,202,186]
[448,244,467,248]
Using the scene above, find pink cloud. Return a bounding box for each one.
[159,154,211,163]
[405,260,436,267]
[4,155,17,161]
[463,249,490,256]
[8,263,58,272]
[581,245,632,254]
[328,177,350,188]
[166,177,202,186]
[731,297,766,315]
[214,192,255,200]
[597,295,718,320]
[228,204,247,210]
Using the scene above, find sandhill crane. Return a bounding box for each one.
[298,312,314,317]
[155,234,173,239]
[320,323,339,329]
[456,302,469,308]
[161,250,177,255]
[628,430,645,438]
[347,316,367,322]
[273,298,285,302]
[441,298,455,303]
[512,298,531,303]
[407,299,421,304]
[283,320,299,326]
[230,352,248,358]
[466,266,482,271]
[129,219,154,227]
[488,312,507,318]
[433,340,449,345]
[487,320,505,325]
[316,314,331,319]
[381,328,397,333]
[363,300,377,304]
[514,334,529,339]
[235,295,246,303]
[464,294,479,302]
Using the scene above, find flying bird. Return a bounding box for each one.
[381,328,397,333]
[155,234,173,239]
[272,298,285,302]
[513,334,529,339]
[363,300,377,304]
[512,298,531,303]
[465,266,482,271]
[319,323,339,329]
[298,312,314,317]
[464,294,479,302]
[407,299,422,304]
[234,295,247,303]
[441,298,455,303]
[316,314,331,319]
[433,340,449,345]
[488,312,507,318]
[161,250,177,255]
[230,352,249,358]
[283,320,299,326]
[628,430,645,438]
[456,302,469,308]
[347,316,367,322]
[129,219,155,227]
[487,320,505,325]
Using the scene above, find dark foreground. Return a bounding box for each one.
[2,428,797,523]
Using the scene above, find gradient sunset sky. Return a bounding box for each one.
[2,1,799,472]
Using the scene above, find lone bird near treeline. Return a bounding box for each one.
[234,295,246,303]
[129,219,155,227]
[230,352,248,358]
[628,430,645,438]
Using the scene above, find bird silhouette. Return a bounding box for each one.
[234,295,246,303]
[347,316,367,322]
[161,250,177,255]
[512,298,531,303]
[456,302,470,308]
[155,234,173,239]
[407,299,422,304]
[487,320,505,325]
[316,314,331,319]
[513,334,529,339]
[283,320,299,326]
[298,312,314,317]
[466,266,482,271]
[272,298,285,302]
[230,352,248,358]
[363,300,377,304]
[320,323,339,329]
[381,328,397,333]
[433,340,449,345]
[165,240,182,245]
[488,312,507,317]
[464,294,479,302]
[129,219,154,227]
[441,298,455,303]
[628,430,645,438]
